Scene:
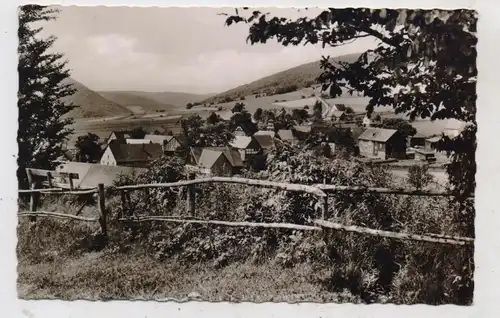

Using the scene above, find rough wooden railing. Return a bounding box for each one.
[17,170,474,247]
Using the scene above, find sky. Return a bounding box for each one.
[40,6,377,94]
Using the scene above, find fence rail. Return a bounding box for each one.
[18,167,474,247]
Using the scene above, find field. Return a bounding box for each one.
[18,247,356,302]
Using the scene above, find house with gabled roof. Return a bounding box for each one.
[253,134,275,153]
[164,135,187,153]
[105,130,133,145]
[357,127,405,160]
[187,146,244,176]
[55,162,146,189]
[144,134,174,152]
[229,136,262,162]
[100,142,163,168]
[255,130,276,138]
[276,129,298,145]
[292,125,312,141]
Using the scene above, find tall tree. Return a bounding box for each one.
[75,133,102,163]
[18,5,77,188]
[312,101,323,120]
[181,115,233,148]
[224,8,477,202]
[232,102,246,113]
[253,107,263,122]
[129,127,147,139]
[206,111,221,125]
[291,108,310,124]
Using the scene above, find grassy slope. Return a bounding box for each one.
[98,91,177,114]
[130,91,214,108]
[101,91,214,109]
[204,53,361,104]
[62,78,132,119]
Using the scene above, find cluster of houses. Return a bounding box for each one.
[53,97,467,188]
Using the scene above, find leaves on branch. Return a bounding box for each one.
[224,8,477,198]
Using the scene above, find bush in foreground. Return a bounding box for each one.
[17,146,473,304]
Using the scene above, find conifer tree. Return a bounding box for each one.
[18,5,77,188]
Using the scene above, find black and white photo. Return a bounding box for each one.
[16,5,476,305]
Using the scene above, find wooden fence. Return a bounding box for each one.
[18,168,474,247]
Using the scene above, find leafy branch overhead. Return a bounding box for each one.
[224,8,477,199]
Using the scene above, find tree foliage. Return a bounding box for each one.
[180,115,234,148]
[232,102,246,113]
[75,133,101,163]
[129,127,147,139]
[206,112,221,125]
[18,5,77,188]
[224,8,477,201]
[253,107,264,122]
[291,108,309,124]
[407,164,434,190]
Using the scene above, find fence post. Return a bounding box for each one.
[26,169,39,225]
[321,195,329,220]
[68,177,74,191]
[46,172,53,188]
[186,173,196,216]
[97,183,108,237]
[119,190,126,219]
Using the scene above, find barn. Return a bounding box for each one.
[357,128,405,160]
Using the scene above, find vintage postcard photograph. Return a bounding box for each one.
[16,5,476,305]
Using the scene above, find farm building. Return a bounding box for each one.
[144,134,174,152]
[126,139,152,145]
[217,110,234,121]
[328,110,346,122]
[229,136,262,162]
[105,131,133,145]
[100,142,163,167]
[187,147,244,176]
[292,125,312,141]
[232,122,258,137]
[408,133,427,148]
[277,129,298,145]
[272,96,341,120]
[54,162,146,189]
[357,127,406,160]
[425,136,449,161]
[164,135,186,153]
[425,136,441,151]
[253,134,276,152]
[255,130,276,138]
[414,148,437,162]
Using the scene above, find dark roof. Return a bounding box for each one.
[108,131,132,142]
[253,134,275,150]
[358,128,397,142]
[108,143,163,163]
[234,122,258,135]
[145,134,173,144]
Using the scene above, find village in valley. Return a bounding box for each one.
[53,92,464,189]
[17,6,476,305]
